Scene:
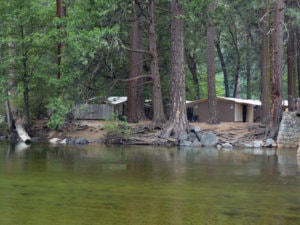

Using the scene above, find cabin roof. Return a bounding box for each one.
[187,96,288,107]
[187,96,261,106]
[106,96,127,105]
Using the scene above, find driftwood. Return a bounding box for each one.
[104,123,177,146]
[15,119,31,144]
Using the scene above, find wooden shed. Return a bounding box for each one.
[186,97,261,123]
[75,96,127,120]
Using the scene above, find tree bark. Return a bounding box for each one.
[56,0,66,79]
[136,20,147,121]
[287,28,295,111]
[297,28,300,97]
[162,0,189,138]
[186,52,200,99]
[215,34,229,97]
[260,1,272,125]
[228,24,241,98]
[269,0,286,139]
[206,3,219,124]
[127,1,140,123]
[246,32,251,99]
[6,39,31,144]
[148,0,166,124]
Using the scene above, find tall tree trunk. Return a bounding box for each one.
[269,0,286,139]
[287,28,295,111]
[260,0,272,125]
[127,1,140,123]
[186,53,200,99]
[246,32,251,99]
[297,28,300,97]
[136,20,147,121]
[162,0,188,138]
[228,25,241,98]
[6,39,31,144]
[206,4,219,124]
[215,34,229,97]
[148,0,166,124]
[56,0,66,80]
[21,26,30,127]
[57,0,62,79]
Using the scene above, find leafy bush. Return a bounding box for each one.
[103,113,132,138]
[46,97,72,130]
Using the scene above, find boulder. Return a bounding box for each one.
[179,140,192,146]
[178,131,188,142]
[200,131,218,147]
[73,138,89,145]
[191,139,202,147]
[49,137,62,144]
[190,126,202,141]
[187,132,198,142]
[221,142,233,149]
[263,138,277,148]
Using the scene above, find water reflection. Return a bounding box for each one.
[0,143,299,225]
[2,143,300,178]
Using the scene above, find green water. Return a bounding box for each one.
[0,143,299,225]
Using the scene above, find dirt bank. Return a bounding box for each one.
[29,119,266,144]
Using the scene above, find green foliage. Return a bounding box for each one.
[0,0,295,128]
[46,97,72,130]
[103,113,132,139]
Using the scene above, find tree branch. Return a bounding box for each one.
[117,39,152,57]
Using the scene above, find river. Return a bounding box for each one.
[0,142,299,225]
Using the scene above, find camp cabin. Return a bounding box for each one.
[186,97,261,123]
[75,96,127,120]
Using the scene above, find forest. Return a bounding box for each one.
[0,0,299,142]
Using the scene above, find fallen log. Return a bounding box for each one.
[15,119,31,144]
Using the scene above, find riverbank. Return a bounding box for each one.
[29,119,266,145]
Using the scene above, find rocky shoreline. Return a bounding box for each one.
[0,120,280,149]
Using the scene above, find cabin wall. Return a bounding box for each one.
[75,104,115,120]
[189,101,256,123]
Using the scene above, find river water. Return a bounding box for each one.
[0,142,299,225]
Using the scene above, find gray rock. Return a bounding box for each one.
[49,138,62,144]
[221,142,233,149]
[190,126,202,133]
[179,140,192,146]
[242,143,255,148]
[242,140,263,148]
[178,131,188,141]
[252,140,263,148]
[201,131,218,146]
[190,126,203,141]
[191,139,202,147]
[188,132,197,142]
[263,138,277,147]
[74,138,89,145]
[0,136,7,141]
